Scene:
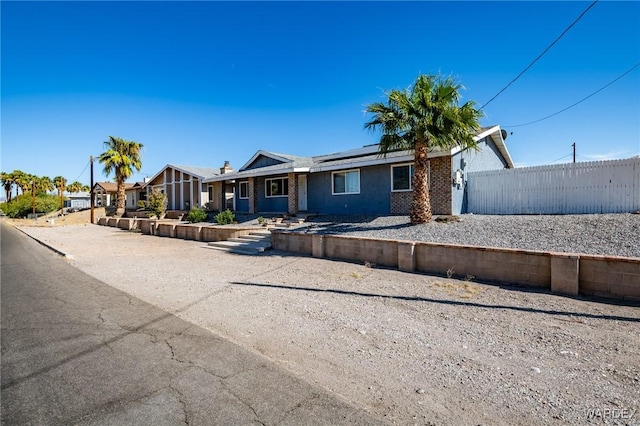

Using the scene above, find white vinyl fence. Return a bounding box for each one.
[467,157,640,214]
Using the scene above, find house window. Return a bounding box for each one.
[391,163,430,191]
[265,178,288,197]
[332,169,360,195]
[239,181,249,199]
[391,164,414,191]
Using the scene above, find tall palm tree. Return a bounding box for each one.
[36,176,54,194]
[365,74,483,224]
[1,171,15,201]
[66,181,83,193]
[53,176,67,211]
[12,170,31,196]
[98,136,143,217]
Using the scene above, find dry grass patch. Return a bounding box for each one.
[432,280,483,299]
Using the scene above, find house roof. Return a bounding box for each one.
[238,150,314,172]
[204,125,514,182]
[476,125,514,168]
[67,192,91,199]
[93,182,134,193]
[147,164,220,186]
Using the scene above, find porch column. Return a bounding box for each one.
[220,180,226,211]
[287,172,298,215]
[248,177,257,214]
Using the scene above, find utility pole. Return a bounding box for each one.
[32,180,36,218]
[90,156,95,224]
[572,142,576,163]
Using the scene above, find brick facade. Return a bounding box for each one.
[428,156,452,215]
[389,157,453,215]
[390,191,412,214]
[248,177,257,214]
[287,172,298,215]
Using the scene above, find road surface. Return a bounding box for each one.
[1,222,381,425]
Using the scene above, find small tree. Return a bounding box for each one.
[143,188,167,219]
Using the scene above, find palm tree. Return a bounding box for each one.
[12,170,32,196]
[98,136,143,217]
[365,74,483,224]
[53,176,67,211]
[81,185,91,193]
[1,171,15,201]
[36,176,54,194]
[66,181,83,193]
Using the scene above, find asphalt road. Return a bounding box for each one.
[0,222,382,425]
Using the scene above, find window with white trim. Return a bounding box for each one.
[265,178,288,197]
[391,163,430,191]
[332,169,360,195]
[239,181,248,199]
[391,163,414,191]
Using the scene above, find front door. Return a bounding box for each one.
[298,175,307,211]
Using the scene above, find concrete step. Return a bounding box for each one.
[228,235,271,243]
[249,230,272,236]
[206,239,272,254]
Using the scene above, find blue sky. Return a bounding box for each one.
[2,1,639,187]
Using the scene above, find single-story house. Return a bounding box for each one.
[203,125,514,216]
[92,181,145,210]
[144,164,232,211]
[64,192,91,209]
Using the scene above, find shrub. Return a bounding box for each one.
[144,188,167,219]
[0,194,60,218]
[215,209,235,225]
[186,207,208,223]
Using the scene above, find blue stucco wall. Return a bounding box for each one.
[235,196,249,212]
[306,164,391,215]
[234,180,250,212]
[257,176,288,212]
[452,137,508,214]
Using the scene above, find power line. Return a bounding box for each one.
[481,0,598,110]
[544,153,573,165]
[70,159,91,183]
[505,62,640,128]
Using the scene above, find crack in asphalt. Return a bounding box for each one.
[168,384,190,425]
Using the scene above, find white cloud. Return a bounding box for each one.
[579,150,638,161]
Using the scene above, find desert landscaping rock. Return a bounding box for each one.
[300,213,640,258]
[9,216,640,425]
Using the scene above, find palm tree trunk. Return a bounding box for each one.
[116,176,126,217]
[410,139,432,224]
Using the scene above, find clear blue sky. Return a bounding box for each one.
[2,1,639,187]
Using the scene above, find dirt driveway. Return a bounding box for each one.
[14,222,640,425]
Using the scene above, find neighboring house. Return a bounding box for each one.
[125,181,148,210]
[65,192,91,209]
[204,125,514,216]
[144,164,227,211]
[92,182,133,208]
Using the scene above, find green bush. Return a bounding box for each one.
[143,188,167,219]
[186,207,208,223]
[0,194,60,218]
[215,209,235,225]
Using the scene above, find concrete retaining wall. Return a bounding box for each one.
[271,231,640,301]
[97,217,260,243]
[94,218,640,301]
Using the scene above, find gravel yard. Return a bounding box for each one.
[297,213,640,258]
[13,219,640,426]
